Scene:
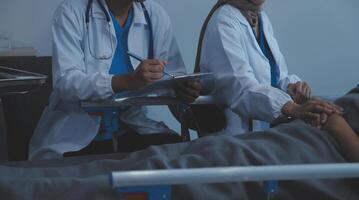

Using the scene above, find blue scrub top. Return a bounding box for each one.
[257,16,280,87]
[109,9,134,75]
[94,9,134,141]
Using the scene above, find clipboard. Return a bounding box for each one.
[116,73,214,98]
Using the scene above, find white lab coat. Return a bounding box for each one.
[200,5,300,135]
[29,0,186,160]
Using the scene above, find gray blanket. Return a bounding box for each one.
[0,94,359,200]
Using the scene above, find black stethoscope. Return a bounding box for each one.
[85,0,154,60]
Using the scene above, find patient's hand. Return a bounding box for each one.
[282,100,343,128]
[323,114,347,133]
[308,104,344,129]
[322,114,359,162]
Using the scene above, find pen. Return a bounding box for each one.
[127,51,175,78]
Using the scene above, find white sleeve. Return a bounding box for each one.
[52,5,114,101]
[201,9,292,122]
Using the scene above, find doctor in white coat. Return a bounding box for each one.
[198,0,341,135]
[29,0,200,160]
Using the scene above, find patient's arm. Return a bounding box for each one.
[323,115,359,162]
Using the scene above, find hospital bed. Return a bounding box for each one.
[79,74,354,200]
[100,92,351,200]
[110,163,359,200]
[80,93,358,200]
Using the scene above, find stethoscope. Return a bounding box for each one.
[85,0,154,60]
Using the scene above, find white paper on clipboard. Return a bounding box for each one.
[115,73,214,98]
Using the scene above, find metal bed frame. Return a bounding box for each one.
[110,163,359,200]
[111,163,359,187]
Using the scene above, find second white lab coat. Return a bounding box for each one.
[200,5,300,135]
[29,0,186,160]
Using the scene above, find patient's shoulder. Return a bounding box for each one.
[335,93,359,134]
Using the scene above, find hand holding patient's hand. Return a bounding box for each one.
[175,80,201,104]
[282,100,343,128]
[131,59,166,88]
[307,99,344,129]
[288,82,311,104]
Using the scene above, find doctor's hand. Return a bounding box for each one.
[282,100,344,128]
[131,59,166,88]
[175,80,201,104]
[111,59,166,92]
[288,82,312,104]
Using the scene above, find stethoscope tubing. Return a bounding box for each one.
[85,0,154,60]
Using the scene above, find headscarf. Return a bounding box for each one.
[218,0,265,27]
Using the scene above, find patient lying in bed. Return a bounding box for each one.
[322,89,359,162]
[0,88,358,200]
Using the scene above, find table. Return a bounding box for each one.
[0,66,47,161]
[81,95,217,108]
[81,95,218,141]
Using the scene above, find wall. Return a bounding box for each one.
[0,0,58,53]
[1,0,358,94]
[265,0,359,96]
[1,0,358,132]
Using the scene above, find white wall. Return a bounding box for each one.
[265,0,359,95]
[0,0,59,53]
[1,0,359,132]
[1,0,358,94]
